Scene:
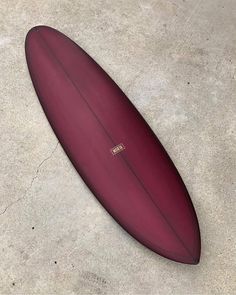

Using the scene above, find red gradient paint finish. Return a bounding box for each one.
[25,26,201,264]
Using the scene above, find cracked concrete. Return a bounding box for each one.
[0,142,58,216]
[0,0,236,294]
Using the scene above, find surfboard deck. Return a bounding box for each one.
[25,26,201,264]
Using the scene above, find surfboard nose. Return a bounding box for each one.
[176,244,200,265]
[137,209,201,265]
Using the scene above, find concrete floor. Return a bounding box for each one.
[0,0,236,294]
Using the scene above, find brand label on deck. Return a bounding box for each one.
[110,143,125,155]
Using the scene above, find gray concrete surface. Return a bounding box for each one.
[0,0,236,294]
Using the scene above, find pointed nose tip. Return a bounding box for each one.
[187,256,200,265]
[172,253,200,265]
[166,237,201,265]
[174,255,200,265]
[193,257,200,265]
[179,249,200,265]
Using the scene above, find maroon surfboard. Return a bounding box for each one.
[25,26,201,264]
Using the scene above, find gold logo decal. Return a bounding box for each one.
[111,143,125,155]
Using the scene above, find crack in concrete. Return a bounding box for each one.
[0,142,59,216]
